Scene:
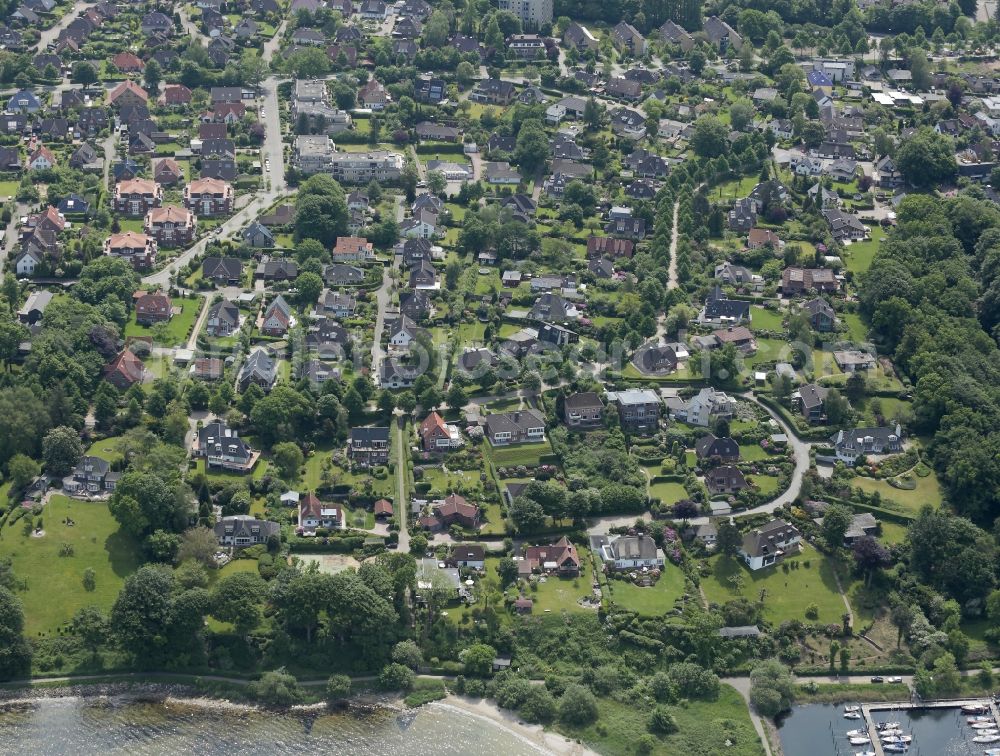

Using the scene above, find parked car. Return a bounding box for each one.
[871,676,884,683]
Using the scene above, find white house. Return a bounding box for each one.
[593,534,665,570]
[739,519,801,570]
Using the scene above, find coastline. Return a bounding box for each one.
[0,680,597,756]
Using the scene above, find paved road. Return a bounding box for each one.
[141,75,289,288]
[185,296,211,351]
[34,0,94,52]
[262,20,287,62]
[0,201,29,275]
[394,416,410,554]
[667,199,680,290]
[176,4,203,41]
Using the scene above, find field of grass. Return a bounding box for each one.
[701,546,846,625]
[84,436,125,464]
[0,180,18,199]
[486,440,552,467]
[0,495,140,636]
[603,560,686,615]
[556,685,764,756]
[842,312,868,343]
[750,306,784,332]
[844,226,884,274]
[649,480,686,504]
[520,557,596,614]
[850,470,943,513]
[124,297,201,347]
[740,443,777,461]
[710,176,760,203]
[748,474,780,494]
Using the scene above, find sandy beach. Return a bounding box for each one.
[432,695,598,756]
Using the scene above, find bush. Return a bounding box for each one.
[558,683,599,726]
[325,674,351,704]
[647,705,678,734]
[379,662,414,691]
[252,669,302,707]
[519,686,557,723]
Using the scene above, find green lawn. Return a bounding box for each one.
[0,495,140,636]
[519,557,596,614]
[85,436,125,464]
[0,180,18,199]
[603,560,686,615]
[851,470,944,513]
[486,440,552,467]
[701,546,846,625]
[842,312,868,343]
[739,443,777,461]
[649,480,686,504]
[748,474,780,494]
[124,297,202,347]
[750,306,784,332]
[557,685,764,756]
[844,226,884,274]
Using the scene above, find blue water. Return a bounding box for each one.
[778,703,991,756]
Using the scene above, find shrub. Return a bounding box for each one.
[325,674,351,704]
[648,705,678,734]
[558,684,599,726]
[378,662,414,691]
[519,686,557,723]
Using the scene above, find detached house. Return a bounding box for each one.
[114,178,162,216]
[195,421,259,472]
[63,456,119,495]
[521,536,581,576]
[202,256,243,285]
[705,465,748,495]
[781,267,838,295]
[237,348,278,392]
[261,294,292,337]
[739,519,801,571]
[358,78,389,110]
[206,300,240,337]
[419,411,463,451]
[184,177,234,216]
[104,349,147,389]
[484,409,546,446]
[606,389,660,433]
[104,231,157,269]
[298,492,342,533]
[135,292,172,325]
[145,206,195,247]
[563,391,604,430]
[593,534,664,570]
[611,21,646,55]
[830,423,903,464]
[215,516,278,547]
[348,426,390,466]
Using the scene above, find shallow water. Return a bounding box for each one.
[0,696,549,755]
[778,702,991,756]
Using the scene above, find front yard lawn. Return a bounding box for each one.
[486,440,553,467]
[701,545,846,625]
[517,556,596,614]
[0,495,140,636]
[750,306,784,332]
[850,470,943,513]
[649,479,686,504]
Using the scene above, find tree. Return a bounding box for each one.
[144,60,162,94]
[496,556,518,586]
[145,529,181,562]
[71,605,107,657]
[513,119,549,174]
[287,47,330,78]
[253,669,302,706]
[294,271,324,308]
[391,639,423,670]
[0,586,30,679]
[520,686,557,723]
[71,61,98,87]
[7,454,39,492]
[729,100,754,132]
[325,674,351,704]
[401,161,419,203]
[378,662,414,690]
[272,441,304,480]
[462,643,496,677]
[0,317,27,371]
[558,683,599,726]
[176,527,218,566]
[509,495,546,533]
[109,471,188,539]
[852,536,891,584]
[821,503,852,548]
[456,61,476,86]
[446,383,468,412]
[295,195,347,247]
[239,49,268,89]
[109,566,176,664]
[909,47,930,90]
[716,520,742,556]
[895,127,957,188]
[212,571,266,637]
[42,426,83,477]
[749,660,795,716]
[423,10,450,46]
[691,116,729,158]
[932,652,961,694]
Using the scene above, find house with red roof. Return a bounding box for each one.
[104,231,157,269]
[108,80,149,108]
[521,536,581,577]
[432,493,480,529]
[298,492,342,534]
[374,499,393,519]
[145,205,195,247]
[105,349,147,389]
[27,145,55,171]
[112,51,144,73]
[184,177,234,216]
[159,83,192,106]
[135,292,172,325]
[418,411,462,451]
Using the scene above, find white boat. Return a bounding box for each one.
[965,704,990,714]
[844,705,861,713]
[978,730,1000,737]
[849,736,872,746]
[882,744,908,754]
[844,712,862,720]
[846,729,867,737]
[982,749,1000,755]
[974,735,1000,744]
[881,735,912,744]
[970,716,995,723]
[877,722,901,730]
[854,751,877,756]
[974,722,999,729]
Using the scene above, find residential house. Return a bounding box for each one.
[606,76,642,101]
[747,227,782,249]
[484,409,546,445]
[184,177,234,217]
[107,80,148,109]
[298,492,342,533]
[419,411,463,451]
[611,21,646,55]
[781,267,838,295]
[261,294,292,336]
[670,387,735,427]
[348,426,390,466]
[485,161,522,185]
[242,220,274,248]
[563,21,598,51]
[593,534,664,570]
[206,300,240,337]
[202,257,243,285]
[823,208,868,242]
[739,519,801,570]
[62,456,119,495]
[695,434,740,463]
[316,289,356,318]
[135,292,172,326]
[104,349,147,389]
[605,389,660,433]
[154,158,184,186]
[802,297,836,331]
[792,383,829,423]
[432,493,481,529]
[114,178,161,217]
[104,231,157,269]
[521,536,581,576]
[470,79,516,106]
[235,347,276,392]
[703,15,743,52]
[159,84,192,107]
[16,290,52,324]
[196,421,258,472]
[215,516,278,547]
[145,206,195,247]
[6,89,41,113]
[705,465,748,495]
[699,286,750,325]
[27,145,55,171]
[358,78,389,110]
[658,19,694,51]
[587,236,634,258]
[563,391,604,429]
[833,349,876,372]
[715,261,761,288]
[323,263,365,286]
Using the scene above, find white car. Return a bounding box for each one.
[887,676,903,684]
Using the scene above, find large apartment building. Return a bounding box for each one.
[497,0,552,28]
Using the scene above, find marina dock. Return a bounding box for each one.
[854,698,997,756]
